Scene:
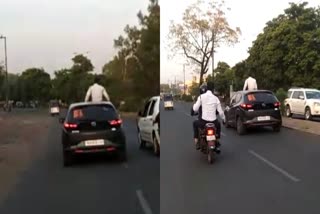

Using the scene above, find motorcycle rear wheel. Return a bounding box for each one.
[207,148,214,164]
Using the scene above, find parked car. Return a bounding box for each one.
[137,96,160,156]
[49,100,60,116]
[224,90,282,135]
[163,93,174,110]
[59,101,126,166]
[284,88,320,120]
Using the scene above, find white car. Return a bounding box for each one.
[284,88,320,120]
[49,100,60,116]
[137,96,160,156]
[163,94,174,110]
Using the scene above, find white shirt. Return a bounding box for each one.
[193,91,225,122]
[243,77,258,91]
[85,83,110,102]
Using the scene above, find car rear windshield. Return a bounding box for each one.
[306,91,320,99]
[244,92,277,103]
[50,101,59,107]
[164,95,173,101]
[68,104,118,122]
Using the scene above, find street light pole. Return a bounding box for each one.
[0,35,9,111]
[183,64,186,95]
[211,30,215,82]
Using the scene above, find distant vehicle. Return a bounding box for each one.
[49,100,60,116]
[60,101,126,167]
[137,96,160,156]
[224,90,282,135]
[284,88,320,120]
[15,101,24,108]
[163,94,174,110]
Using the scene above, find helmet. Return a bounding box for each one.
[199,84,207,94]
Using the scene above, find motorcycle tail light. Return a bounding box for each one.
[207,129,215,136]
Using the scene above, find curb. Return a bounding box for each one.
[282,123,320,136]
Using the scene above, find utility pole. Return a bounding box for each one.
[0,35,9,111]
[183,64,186,95]
[211,30,215,82]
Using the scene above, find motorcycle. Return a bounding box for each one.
[191,108,221,164]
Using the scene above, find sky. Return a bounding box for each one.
[160,0,320,84]
[0,0,149,76]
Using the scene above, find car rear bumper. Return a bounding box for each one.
[64,140,125,154]
[243,117,282,127]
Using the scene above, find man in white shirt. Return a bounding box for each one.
[85,76,110,102]
[243,75,258,91]
[192,81,225,150]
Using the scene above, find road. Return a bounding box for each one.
[0,116,159,214]
[161,101,320,214]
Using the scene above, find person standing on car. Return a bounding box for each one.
[85,76,110,102]
[191,81,225,150]
[243,73,258,91]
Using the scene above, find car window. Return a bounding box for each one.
[68,104,117,122]
[143,101,151,117]
[235,94,242,104]
[230,94,236,105]
[163,94,173,101]
[148,100,156,116]
[244,92,277,103]
[287,91,293,98]
[292,91,299,99]
[305,91,320,99]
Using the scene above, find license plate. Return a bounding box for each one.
[257,116,270,121]
[206,135,216,141]
[85,139,104,146]
[51,107,59,113]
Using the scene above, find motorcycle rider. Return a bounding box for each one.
[85,76,110,102]
[191,81,225,150]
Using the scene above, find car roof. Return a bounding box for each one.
[69,101,115,109]
[289,88,319,91]
[237,90,273,94]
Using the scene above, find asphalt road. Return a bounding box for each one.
[0,116,159,214]
[161,101,320,214]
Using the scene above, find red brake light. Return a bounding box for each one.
[64,123,78,129]
[274,102,281,107]
[207,129,215,136]
[109,119,122,125]
[240,103,253,109]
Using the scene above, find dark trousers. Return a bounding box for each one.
[193,119,221,139]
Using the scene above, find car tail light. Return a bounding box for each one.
[109,119,122,126]
[207,129,215,136]
[64,122,78,129]
[240,103,253,109]
[274,102,281,107]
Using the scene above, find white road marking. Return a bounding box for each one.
[249,150,300,182]
[136,189,153,214]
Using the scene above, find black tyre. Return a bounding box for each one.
[207,149,214,164]
[305,107,313,121]
[273,124,281,132]
[118,150,127,162]
[285,105,292,117]
[236,117,246,135]
[138,129,146,149]
[153,135,160,156]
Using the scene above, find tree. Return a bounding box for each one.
[71,54,94,73]
[20,68,51,103]
[207,61,233,97]
[245,2,320,91]
[169,0,241,85]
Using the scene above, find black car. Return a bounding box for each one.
[224,90,282,135]
[60,102,126,166]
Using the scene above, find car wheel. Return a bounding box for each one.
[305,107,312,121]
[138,129,146,149]
[224,116,231,128]
[236,117,246,135]
[153,134,160,156]
[273,124,281,132]
[285,105,292,117]
[63,151,74,167]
